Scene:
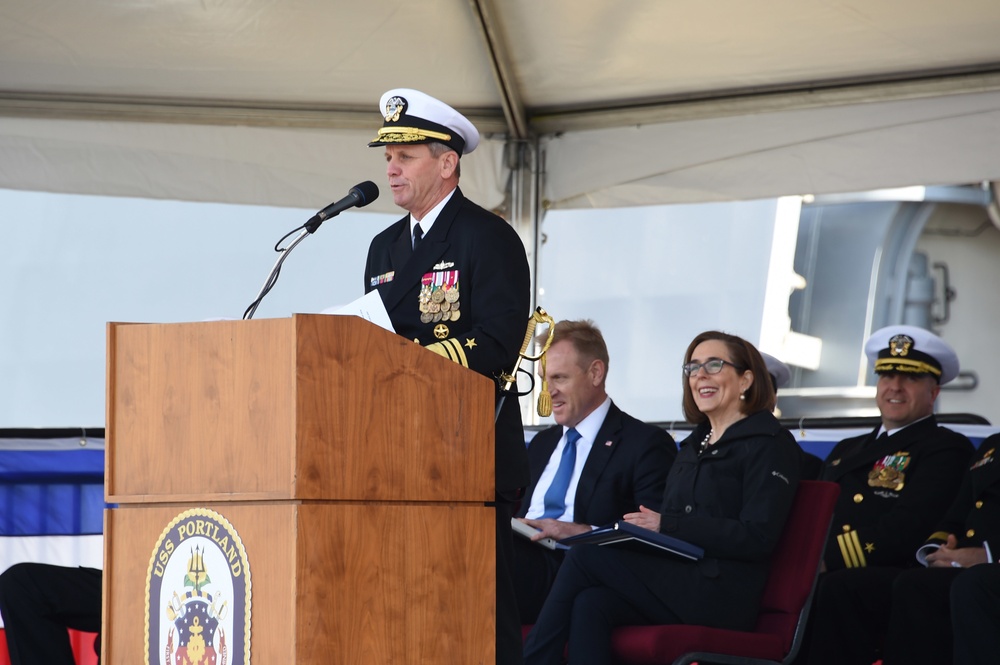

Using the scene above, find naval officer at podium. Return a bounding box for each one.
[364,88,532,664]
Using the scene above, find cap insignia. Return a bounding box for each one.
[888,334,913,357]
[384,95,407,123]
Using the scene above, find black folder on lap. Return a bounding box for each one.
[558,521,704,560]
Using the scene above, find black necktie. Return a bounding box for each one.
[412,223,424,249]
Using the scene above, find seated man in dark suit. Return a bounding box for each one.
[0,562,102,665]
[513,319,676,623]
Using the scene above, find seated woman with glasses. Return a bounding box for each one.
[523,330,802,664]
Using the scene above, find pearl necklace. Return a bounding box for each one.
[698,429,715,454]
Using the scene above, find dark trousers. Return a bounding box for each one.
[512,537,565,624]
[523,545,681,665]
[951,563,1000,665]
[882,566,962,665]
[0,563,102,665]
[804,566,903,665]
[496,494,524,665]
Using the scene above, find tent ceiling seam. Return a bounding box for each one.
[467,0,529,140]
[531,67,1000,133]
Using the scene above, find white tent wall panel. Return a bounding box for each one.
[0,117,510,214]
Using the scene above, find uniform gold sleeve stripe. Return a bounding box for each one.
[425,340,469,367]
[425,342,452,361]
[849,530,868,567]
[837,533,859,568]
[927,531,950,542]
[442,341,460,364]
[445,338,469,367]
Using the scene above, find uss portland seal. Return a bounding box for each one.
[146,508,252,665]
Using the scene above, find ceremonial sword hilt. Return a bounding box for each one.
[497,307,556,420]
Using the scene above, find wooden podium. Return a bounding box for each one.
[104,314,497,664]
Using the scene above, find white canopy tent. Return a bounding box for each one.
[5,0,1000,430]
[3,0,1000,215]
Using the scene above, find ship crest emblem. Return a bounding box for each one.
[146,508,252,665]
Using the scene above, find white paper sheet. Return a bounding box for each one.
[320,290,395,332]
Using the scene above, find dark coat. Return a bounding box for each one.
[517,402,676,525]
[364,187,532,492]
[924,432,1000,553]
[820,416,973,570]
[640,410,802,629]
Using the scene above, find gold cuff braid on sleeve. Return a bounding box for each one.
[836,529,868,568]
[425,339,469,367]
[425,342,451,359]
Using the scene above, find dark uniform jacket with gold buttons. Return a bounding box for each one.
[820,416,973,570]
[364,187,531,493]
[923,433,1000,554]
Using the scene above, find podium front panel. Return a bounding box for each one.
[104,502,495,664]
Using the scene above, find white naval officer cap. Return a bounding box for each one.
[368,88,480,155]
[864,324,959,385]
[760,352,791,391]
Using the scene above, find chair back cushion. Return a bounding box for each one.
[755,480,840,651]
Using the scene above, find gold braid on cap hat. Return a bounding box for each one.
[375,126,453,144]
[874,357,942,377]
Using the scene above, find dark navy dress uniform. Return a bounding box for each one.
[364,187,531,665]
[820,417,974,571]
[950,559,1000,665]
[805,420,974,665]
[881,434,1000,664]
[364,185,532,493]
[804,324,974,665]
[365,87,532,665]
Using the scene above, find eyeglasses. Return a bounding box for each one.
[682,359,741,377]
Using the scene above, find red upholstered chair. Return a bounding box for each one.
[609,480,840,665]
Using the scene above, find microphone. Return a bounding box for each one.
[304,181,380,232]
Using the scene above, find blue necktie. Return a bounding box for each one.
[541,428,582,519]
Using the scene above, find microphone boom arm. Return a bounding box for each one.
[242,227,310,320]
[241,181,380,320]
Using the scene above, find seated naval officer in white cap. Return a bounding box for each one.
[802,325,974,665]
[363,88,532,665]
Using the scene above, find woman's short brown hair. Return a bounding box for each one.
[680,330,776,424]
